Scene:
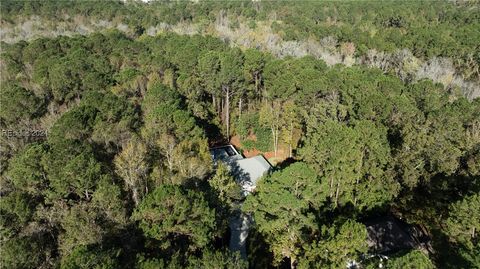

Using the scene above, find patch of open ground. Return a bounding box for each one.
[230,135,289,166]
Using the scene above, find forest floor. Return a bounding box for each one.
[230,135,289,166]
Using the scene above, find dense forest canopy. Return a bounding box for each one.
[1,0,479,98]
[0,1,479,269]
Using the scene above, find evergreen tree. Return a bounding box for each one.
[299,220,368,269]
[132,185,218,251]
[244,162,324,267]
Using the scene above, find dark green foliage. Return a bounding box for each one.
[27,38,113,103]
[0,20,478,269]
[187,250,247,269]
[384,250,434,269]
[241,126,271,152]
[60,245,120,269]
[237,112,272,152]
[459,245,480,269]
[91,177,127,225]
[0,191,35,235]
[0,85,45,124]
[236,113,256,140]
[208,163,243,208]
[6,143,48,195]
[445,193,480,250]
[82,91,140,147]
[300,119,399,210]
[47,91,138,147]
[244,162,324,265]
[299,220,368,269]
[142,82,204,142]
[43,140,104,200]
[134,250,246,269]
[132,185,217,251]
[135,257,169,269]
[251,126,272,152]
[0,235,47,269]
[48,105,98,143]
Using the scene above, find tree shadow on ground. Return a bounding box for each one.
[393,174,479,268]
[430,229,473,269]
[247,226,276,269]
[273,157,296,170]
[195,117,226,146]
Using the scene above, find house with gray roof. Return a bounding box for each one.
[210,145,271,195]
[210,145,272,259]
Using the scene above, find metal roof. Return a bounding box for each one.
[234,156,271,190]
[210,145,271,194]
[210,145,244,163]
[211,145,272,260]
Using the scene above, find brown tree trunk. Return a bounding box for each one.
[335,182,341,207]
[329,175,334,199]
[132,187,140,206]
[289,122,294,158]
[238,97,242,119]
[225,86,230,139]
[290,257,296,269]
[275,129,278,157]
[270,126,279,158]
[354,149,364,206]
[166,146,174,172]
[212,95,216,114]
[220,97,224,121]
[254,72,259,97]
[271,127,276,157]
